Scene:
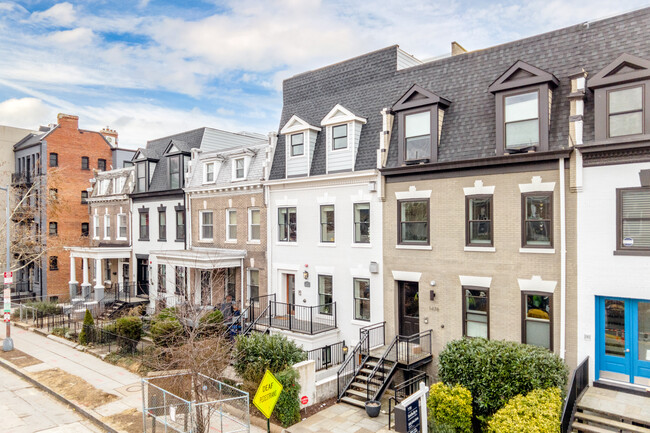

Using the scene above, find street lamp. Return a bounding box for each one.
[1,185,13,352]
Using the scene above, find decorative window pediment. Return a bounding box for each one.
[489,61,558,155]
[281,115,320,177]
[321,105,367,172]
[280,115,321,135]
[393,84,451,165]
[321,104,367,126]
[132,148,158,163]
[588,53,650,89]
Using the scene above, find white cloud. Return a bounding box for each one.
[0,97,56,128]
[30,2,76,27]
[46,27,95,46]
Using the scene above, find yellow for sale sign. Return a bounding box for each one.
[253,370,283,419]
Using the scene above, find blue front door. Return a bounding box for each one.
[597,297,650,384]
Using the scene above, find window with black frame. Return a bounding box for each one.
[139,210,149,240]
[175,210,185,240]
[318,275,332,315]
[354,278,370,321]
[354,203,370,243]
[463,287,488,339]
[158,210,167,240]
[398,199,429,244]
[522,192,552,247]
[290,133,304,156]
[278,207,297,242]
[617,187,650,252]
[332,124,347,150]
[608,86,643,138]
[466,196,492,246]
[81,156,89,170]
[169,155,181,189]
[97,159,106,171]
[522,293,552,350]
[49,153,58,167]
[320,205,335,243]
[404,111,431,161]
[504,91,539,150]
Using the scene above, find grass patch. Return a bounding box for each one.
[32,368,118,409]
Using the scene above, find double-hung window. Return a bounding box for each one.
[290,133,304,157]
[353,278,370,321]
[81,156,89,170]
[234,158,245,179]
[204,162,215,183]
[248,269,260,300]
[353,203,370,243]
[136,162,146,192]
[81,191,88,204]
[404,111,431,161]
[617,187,650,253]
[398,199,429,245]
[97,159,106,171]
[504,91,539,150]
[104,214,110,239]
[463,286,489,339]
[93,214,100,239]
[522,192,552,248]
[118,214,127,239]
[49,153,58,167]
[139,210,149,240]
[522,293,552,350]
[608,86,643,138]
[320,205,335,243]
[169,155,181,189]
[248,208,260,241]
[81,222,89,237]
[332,124,347,150]
[226,268,236,299]
[466,196,493,246]
[201,211,214,240]
[175,266,186,296]
[158,264,166,293]
[49,222,58,236]
[318,275,333,315]
[278,207,297,242]
[158,209,166,241]
[175,209,185,241]
[226,210,237,241]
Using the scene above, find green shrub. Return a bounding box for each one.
[152,307,178,324]
[274,368,301,427]
[151,319,183,347]
[52,327,69,338]
[427,383,472,433]
[115,316,143,352]
[200,309,224,325]
[26,301,62,316]
[78,309,95,345]
[487,388,562,433]
[438,338,568,418]
[233,333,306,383]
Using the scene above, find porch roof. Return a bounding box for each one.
[149,248,246,269]
[65,246,132,260]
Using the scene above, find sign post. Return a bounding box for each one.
[253,370,283,433]
[394,382,429,433]
[1,185,13,352]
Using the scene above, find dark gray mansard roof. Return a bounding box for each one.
[269,7,650,179]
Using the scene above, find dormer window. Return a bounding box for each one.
[170,155,181,189]
[588,54,650,141]
[290,133,304,156]
[489,61,558,155]
[504,91,540,150]
[332,124,347,150]
[204,162,215,183]
[393,84,451,165]
[235,158,245,179]
[136,162,146,192]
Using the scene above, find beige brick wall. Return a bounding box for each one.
[383,165,578,374]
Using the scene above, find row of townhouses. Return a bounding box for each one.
[6,7,650,403]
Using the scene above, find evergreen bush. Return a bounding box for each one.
[150,318,183,346]
[274,368,301,427]
[115,316,143,352]
[78,309,95,345]
[233,333,306,383]
[487,387,562,433]
[427,382,472,433]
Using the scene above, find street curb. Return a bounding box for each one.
[0,358,119,433]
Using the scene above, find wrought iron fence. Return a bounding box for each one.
[307,341,346,372]
[561,356,589,433]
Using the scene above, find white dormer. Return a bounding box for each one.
[230,149,256,182]
[280,115,321,177]
[321,104,367,173]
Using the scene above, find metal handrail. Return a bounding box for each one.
[366,335,398,401]
[337,330,369,400]
[561,356,589,433]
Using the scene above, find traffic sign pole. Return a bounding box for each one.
[2,185,13,352]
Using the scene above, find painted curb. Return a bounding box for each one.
[0,358,119,433]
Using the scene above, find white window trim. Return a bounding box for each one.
[199,210,214,241]
[226,209,237,243]
[352,201,371,245]
[248,208,261,243]
[517,275,557,293]
[203,161,216,184]
[93,214,100,240]
[104,214,111,240]
[231,157,249,181]
[458,275,492,288]
[116,213,127,240]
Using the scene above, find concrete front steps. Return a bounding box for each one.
[572,407,650,433]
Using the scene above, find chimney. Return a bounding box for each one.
[100,126,118,147]
[57,113,79,130]
[451,41,467,56]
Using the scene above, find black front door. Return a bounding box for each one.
[399,281,420,336]
[137,259,149,296]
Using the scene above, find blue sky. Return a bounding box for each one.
[0,0,648,149]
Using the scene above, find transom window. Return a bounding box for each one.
[522,192,552,248]
[332,124,348,150]
[608,86,643,138]
[354,278,370,321]
[235,158,245,179]
[618,187,650,252]
[354,203,370,243]
[226,209,237,241]
[398,199,429,245]
[278,207,297,242]
[463,287,489,339]
[290,133,304,157]
[201,211,214,240]
[466,196,493,246]
[318,275,333,315]
[505,91,539,150]
[320,205,335,243]
[522,293,552,350]
[404,111,431,161]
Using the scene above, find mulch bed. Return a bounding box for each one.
[0,348,43,368]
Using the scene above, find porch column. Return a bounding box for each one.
[94,258,104,301]
[81,257,91,298]
[69,255,78,299]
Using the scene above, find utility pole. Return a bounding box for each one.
[2,185,13,351]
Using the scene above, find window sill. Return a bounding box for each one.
[519,247,555,254]
[464,246,496,252]
[139,238,150,242]
[396,244,432,250]
[247,240,261,245]
[318,242,336,247]
[158,238,167,242]
[225,240,237,244]
[276,242,298,246]
[351,243,372,248]
[613,249,650,256]
[199,239,214,243]
[351,319,371,326]
[116,237,127,241]
[93,237,100,240]
[103,238,111,241]
[175,239,184,243]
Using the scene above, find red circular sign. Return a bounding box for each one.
[300,396,308,405]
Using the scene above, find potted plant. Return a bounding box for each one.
[365,400,381,417]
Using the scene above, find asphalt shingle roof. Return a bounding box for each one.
[270,7,650,179]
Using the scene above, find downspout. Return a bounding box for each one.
[264,133,276,305]
[558,158,566,359]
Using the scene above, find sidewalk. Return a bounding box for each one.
[0,322,267,433]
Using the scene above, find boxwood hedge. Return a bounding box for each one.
[487,387,562,433]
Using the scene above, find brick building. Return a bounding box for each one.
[13,114,127,300]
